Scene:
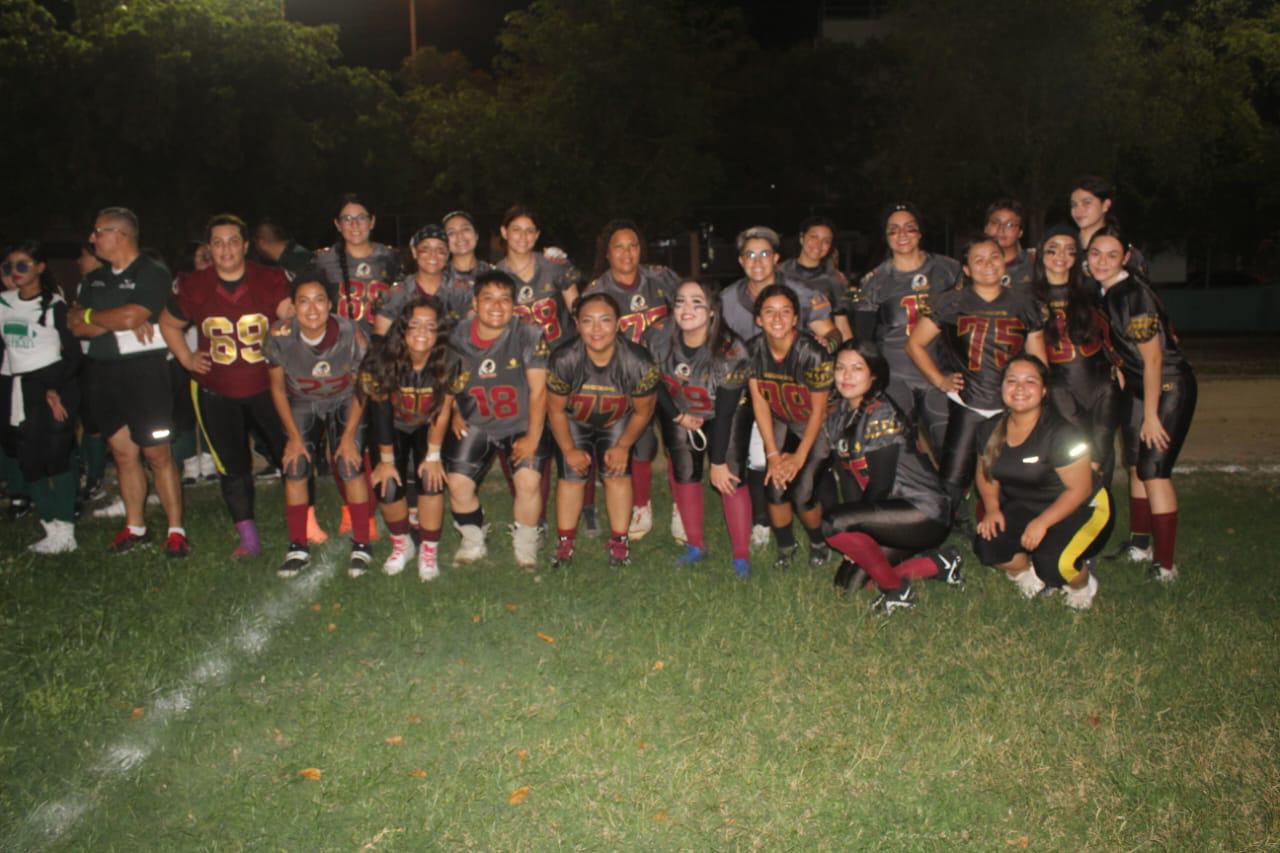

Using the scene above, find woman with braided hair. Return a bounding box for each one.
[313,193,402,335]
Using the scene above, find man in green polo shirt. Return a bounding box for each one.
[68,206,188,556]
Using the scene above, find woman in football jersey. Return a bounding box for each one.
[974,355,1113,609]
[0,241,80,553]
[374,224,472,334]
[905,235,1047,518]
[644,279,754,575]
[1088,226,1195,582]
[823,341,962,613]
[364,294,457,581]
[748,284,835,568]
[442,210,493,287]
[315,193,403,331]
[1031,225,1121,483]
[496,205,581,347]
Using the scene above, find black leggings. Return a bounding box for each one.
[938,401,999,510]
[1119,373,1197,480]
[377,425,444,503]
[1050,377,1122,486]
[822,499,949,564]
[658,400,751,485]
[885,375,950,457]
[193,384,285,523]
[764,420,831,511]
[557,418,631,482]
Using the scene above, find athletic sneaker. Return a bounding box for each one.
[1008,568,1046,599]
[551,535,575,569]
[80,478,105,504]
[164,531,190,558]
[181,455,202,485]
[607,534,631,568]
[732,558,752,579]
[382,533,414,576]
[871,583,917,615]
[774,544,797,570]
[934,545,965,586]
[809,542,831,567]
[677,544,706,566]
[306,506,329,545]
[833,559,868,592]
[628,504,653,540]
[8,496,31,520]
[512,522,540,570]
[1063,573,1099,610]
[751,524,771,549]
[453,522,489,564]
[109,527,150,554]
[1149,562,1179,583]
[670,506,686,544]
[30,520,76,555]
[277,543,312,579]
[348,542,373,578]
[582,506,600,537]
[418,541,440,582]
[1107,535,1152,562]
[93,496,126,518]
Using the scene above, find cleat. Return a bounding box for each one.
[809,542,831,567]
[109,527,150,554]
[93,496,127,518]
[8,496,32,520]
[181,455,202,485]
[833,559,868,592]
[1106,535,1151,561]
[512,522,540,570]
[382,533,414,576]
[581,506,600,537]
[306,506,329,545]
[1149,562,1179,584]
[670,506,686,544]
[198,452,218,481]
[676,544,706,566]
[871,583,917,615]
[934,545,964,586]
[453,522,489,565]
[1063,573,1099,610]
[164,531,190,558]
[628,504,653,540]
[1127,544,1154,562]
[337,504,352,536]
[732,557,752,579]
[1008,568,1046,599]
[81,478,106,503]
[774,544,798,570]
[277,544,311,578]
[550,535,575,569]
[29,520,77,555]
[750,524,771,549]
[347,542,374,578]
[607,534,631,567]
[417,540,440,581]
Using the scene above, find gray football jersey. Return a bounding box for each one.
[377,271,474,328]
[448,319,550,439]
[719,274,833,343]
[265,316,366,412]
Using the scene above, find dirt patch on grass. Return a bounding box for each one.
[1178,377,1280,465]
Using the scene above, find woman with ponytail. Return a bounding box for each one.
[822,341,962,614]
[314,193,403,333]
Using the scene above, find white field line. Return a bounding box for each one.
[1173,463,1280,475]
[8,546,340,851]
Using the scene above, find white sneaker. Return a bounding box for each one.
[30,520,76,554]
[453,522,489,564]
[1152,563,1179,583]
[1009,568,1046,599]
[93,496,126,518]
[181,455,202,484]
[29,521,59,554]
[418,540,440,581]
[382,533,414,576]
[628,503,653,540]
[1128,544,1154,562]
[198,452,217,480]
[670,506,686,544]
[512,522,539,570]
[1063,573,1099,610]
[751,524,771,549]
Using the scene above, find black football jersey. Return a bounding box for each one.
[976,407,1093,512]
[1100,274,1192,391]
[852,253,962,381]
[748,331,833,433]
[583,265,677,344]
[498,253,581,346]
[313,242,403,329]
[1043,283,1113,389]
[779,258,850,316]
[361,359,454,433]
[377,271,474,328]
[825,394,949,522]
[265,316,365,410]
[546,337,660,428]
[448,319,549,438]
[642,321,749,418]
[719,274,833,344]
[922,285,1046,410]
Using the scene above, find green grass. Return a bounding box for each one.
[2,470,1278,850]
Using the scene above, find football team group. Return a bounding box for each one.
[0,176,1196,613]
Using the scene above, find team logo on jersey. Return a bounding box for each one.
[911,274,928,291]
[478,358,497,378]
[1000,274,1011,288]
[508,358,520,368]
[675,362,692,379]
[356,262,371,279]
[837,438,848,454]
[630,294,647,312]
[518,285,534,304]
[312,360,332,377]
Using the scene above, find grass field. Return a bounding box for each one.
[2,467,1278,850]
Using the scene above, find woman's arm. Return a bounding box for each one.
[906,317,962,393]
[1137,336,1170,451]
[1021,456,1093,551]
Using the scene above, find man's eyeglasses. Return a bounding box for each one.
[741,249,775,261]
[338,214,372,225]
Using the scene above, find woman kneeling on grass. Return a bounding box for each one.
[822,341,962,615]
[974,355,1114,610]
[363,294,458,581]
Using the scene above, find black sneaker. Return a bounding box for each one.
[277,543,311,578]
[809,542,831,567]
[347,542,373,578]
[8,496,31,521]
[80,478,105,503]
[774,544,798,570]
[833,559,869,592]
[1106,534,1152,562]
[933,545,964,586]
[582,505,600,537]
[108,526,151,554]
[870,583,917,615]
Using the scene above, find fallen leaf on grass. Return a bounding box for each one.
[638,741,650,751]
[409,768,427,779]
[1086,714,1100,728]
[508,786,530,805]
[536,632,556,644]
[331,602,341,611]
[309,602,322,612]
[516,748,529,762]
[299,768,322,781]
[384,735,404,746]
[652,661,665,671]
[130,707,145,720]
[327,623,337,633]
[654,810,669,823]
[505,603,519,613]
[472,615,482,623]
[407,714,422,724]
[1007,836,1029,848]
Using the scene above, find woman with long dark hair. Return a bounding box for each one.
[974,355,1113,609]
[314,193,403,332]
[496,204,581,348]
[363,294,458,581]
[823,341,962,613]
[0,241,81,552]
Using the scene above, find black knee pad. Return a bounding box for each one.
[333,454,363,481]
[283,455,311,481]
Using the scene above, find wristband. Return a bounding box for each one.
[425,451,442,462]
[83,308,93,325]
[379,451,394,464]
[428,443,442,456]
[766,450,780,459]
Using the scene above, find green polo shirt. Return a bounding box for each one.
[77,254,172,361]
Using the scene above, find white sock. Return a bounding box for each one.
[128,525,146,536]
[168,527,185,537]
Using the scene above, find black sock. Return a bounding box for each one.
[455,507,484,527]
[747,469,769,526]
[803,525,824,547]
[772,523,796,549]
[1130,532,1152,549]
